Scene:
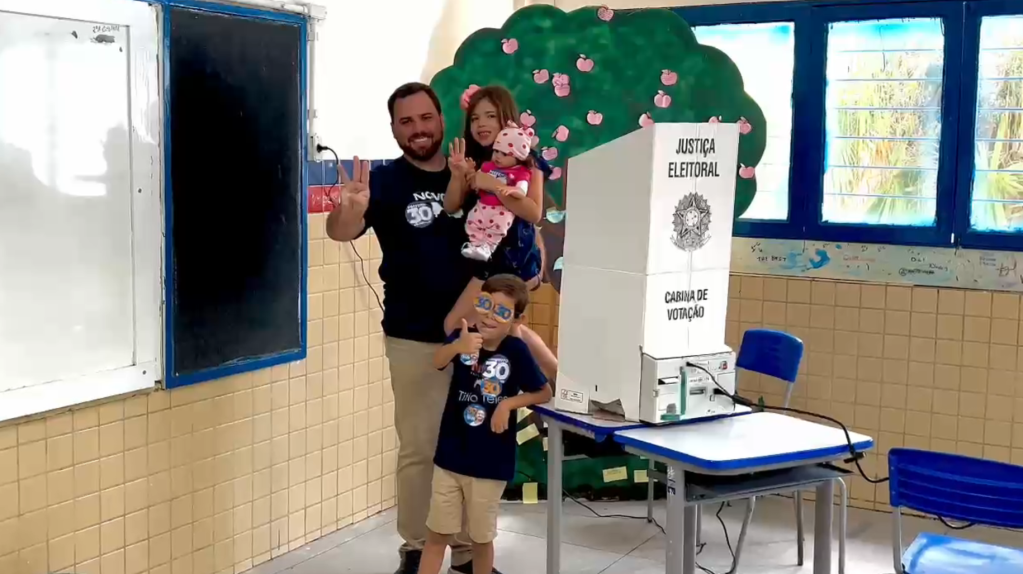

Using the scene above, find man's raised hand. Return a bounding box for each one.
[338,157,370,214]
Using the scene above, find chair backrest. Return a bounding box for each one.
[736,328,804,384]
[889,448,1023,529]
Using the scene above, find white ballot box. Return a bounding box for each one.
[555,122,741,423]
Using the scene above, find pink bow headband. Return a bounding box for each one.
[460,85,481,111]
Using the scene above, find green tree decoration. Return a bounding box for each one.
[432,5,767,290]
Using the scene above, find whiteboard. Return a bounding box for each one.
[0,0,161,418]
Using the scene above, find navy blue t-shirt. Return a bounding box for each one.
[362,158,473,343]
[434,330,548,482]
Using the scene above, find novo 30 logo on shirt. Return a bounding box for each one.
[405,191,445,228]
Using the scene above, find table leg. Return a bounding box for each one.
[813,479,835,574]
[684,500,697,574]
[665,463,687,574]
[546,421,564,574]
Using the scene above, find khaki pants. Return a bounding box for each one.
[386,337,472,565]
[427,466,506,544]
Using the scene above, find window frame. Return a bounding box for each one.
[682,3,812,241]
[954,0,1023,251]
[157,0,310,389]
[676,0,1023,249]
[0,0,162,423]
[804,0,964,247]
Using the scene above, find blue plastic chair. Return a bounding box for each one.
[728,329,853,574]
[889,448,1023,573]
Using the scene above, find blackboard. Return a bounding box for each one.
[164,4,306,388]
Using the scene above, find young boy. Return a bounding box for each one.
[419,274,553,574]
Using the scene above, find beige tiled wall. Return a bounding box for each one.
[526,274,1023,511]
[0,215,395,574]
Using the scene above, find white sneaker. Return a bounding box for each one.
[462,243,493,261]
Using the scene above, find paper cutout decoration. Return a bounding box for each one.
[523,482,539,504]
[602,466,628,483]
[517,423,540,444]
[432,5,767,290]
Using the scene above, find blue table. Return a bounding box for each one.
[533,404,874,574]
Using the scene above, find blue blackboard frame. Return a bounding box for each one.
[155,0,309,389]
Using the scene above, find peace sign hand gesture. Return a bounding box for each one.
[337,157,371,216]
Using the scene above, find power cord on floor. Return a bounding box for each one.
[316,144,385,312]
[516,471,741,574]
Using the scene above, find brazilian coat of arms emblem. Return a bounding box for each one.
[671,193,711,252]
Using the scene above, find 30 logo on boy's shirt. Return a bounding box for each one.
[405,191,445,228]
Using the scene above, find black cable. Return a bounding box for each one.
[515,470,754,571]
[515,470,666,532]
[939,517,976,530]
[316,144,385,313]
[685,362,889,486]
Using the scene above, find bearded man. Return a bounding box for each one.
[326,83,494,574]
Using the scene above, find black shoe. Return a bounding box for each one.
[449,560,503,574]
[396,550,422,574]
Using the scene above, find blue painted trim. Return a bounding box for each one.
[162,0,309,389]
[145,0,306,24]
[166,350,306,389]
[531,404,645,442]
[614,432,875,472]
[956,0,1023,251]
[162,5,176,388]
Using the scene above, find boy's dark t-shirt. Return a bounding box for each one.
[362,158,474,343]
[434,330,548,482]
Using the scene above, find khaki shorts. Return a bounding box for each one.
[425,466,507,544]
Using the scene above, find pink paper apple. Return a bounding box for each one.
[553,125,570,142]
[737,117,752,135]
[533,69,550,84]
[531,135,540,148]
[550,167,563,180]
[661,69,678,86]
[554,84,571,98]
[552,73,570,87]
[502,38,518,54]
[542,147,559,161]
[708,116,722,123]
[597,5,614,21]
[654,90,672,109]
[739,164,756,179]
[639,113,654,128]
[576,55,595,73]
[519,110,536,128]
[586,110,604,125]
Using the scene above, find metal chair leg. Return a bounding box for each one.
[646,459,655,523]
[731,497,756,574]
[838,478,847,574]
[696,504,702,546]
[794,491,804,566]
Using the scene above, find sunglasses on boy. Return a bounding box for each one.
[474,293,514,324]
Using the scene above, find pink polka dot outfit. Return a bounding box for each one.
[463,127,533,262]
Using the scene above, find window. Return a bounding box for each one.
[0,0,161,423]
[694,22,795,221]
[822,18,945,227]
[969,14,1023,232]
[677,0,1023,249]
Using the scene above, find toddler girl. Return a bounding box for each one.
[461,124,535,262]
